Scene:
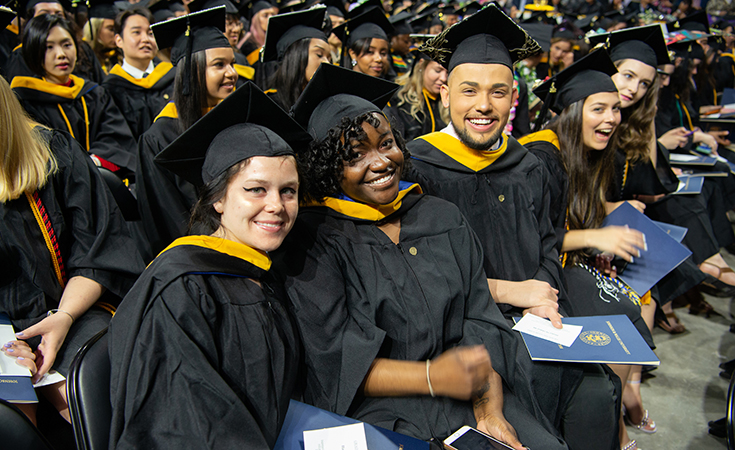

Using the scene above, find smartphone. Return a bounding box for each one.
[444,426,518,450]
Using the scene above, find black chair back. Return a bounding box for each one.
[67,328,111,450]
[97,167,140,221]
[0,398,54,450]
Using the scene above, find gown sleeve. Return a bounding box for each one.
[282,221,387,416]
[86,85,138,172]
[50,129,144,296]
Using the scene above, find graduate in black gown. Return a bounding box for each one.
[281,63,575,450]
[383,52,449,141]
[109,82,306,450]
[333,6,393,79]
[0,6,17,78]
[11,14,137,173]
[519,50,654,450]
[136,6,238,261]
[0,74,142,426]
[2,0,107,84]
[102,7,175,140]
[261,6,330,110]
[405,5,566,328]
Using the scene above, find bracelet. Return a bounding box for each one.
[426,359,435,397]
[47,309,74,324]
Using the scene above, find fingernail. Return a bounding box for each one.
[6,348,13,353]
[3,342,10,348]
[17,356,24,360]
[15,332,23,336]
[642,234,648,251]
[630,256,634,264]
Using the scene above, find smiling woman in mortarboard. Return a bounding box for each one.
[520,50,655,450]
[261,6,331,110]
[108,82,307,450]
[333,6,393,78]
[135,6,240,262]
[11,13,138,174]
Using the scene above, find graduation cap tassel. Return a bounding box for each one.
[533,82,555,132]
[182,21,193,96]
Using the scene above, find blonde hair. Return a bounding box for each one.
[0,76,57,202]
[83,18,109,54]
[394,59,449,125]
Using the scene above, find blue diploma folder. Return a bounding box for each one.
[274,400,430,450]
[0,313,37,404]
[672,175,704,195]
[602,202,692,296]
[653,221,687,243]
[513,315,660,365]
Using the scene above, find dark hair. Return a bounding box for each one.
[670,57,694,103]
[173,50,208,132]
[22,14,78,78]
[115,7,155,35]
[345,37,387,71]
[298,112,409,203]
[188,160,251,235]
[269,38,311,110]
[549,98,616,264]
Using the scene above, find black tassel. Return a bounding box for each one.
[182,21,193,96]
[532,81,556,132]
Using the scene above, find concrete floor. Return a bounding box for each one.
[631,251,735,450]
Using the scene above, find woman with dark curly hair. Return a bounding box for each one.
[277,64,603,450]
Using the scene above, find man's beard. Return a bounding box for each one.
[453,122,504,151]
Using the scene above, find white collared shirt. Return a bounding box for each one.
[121,59,156,79]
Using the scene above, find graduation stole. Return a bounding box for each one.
[25,191,67,288]
[154,102,178,122]
[234,64,255,80]
[158,235,272,271]
[108,62,173,88]
[722,53,735,76]
[311,182,422,222]
[422,89,438,132]
[419,131,508,172]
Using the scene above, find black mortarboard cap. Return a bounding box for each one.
[574,14,598,32]
[521,22,553,52]
[667,10,709,33]
[15,0,68,17]
[88,0,120,19]
[279,0,307,13]
[520,10,556,25]
[239,0,276,19]
[145,0,174,22]
[316,0,345,17]
[553,21,581,40]
[156,82,310,186]
[668,39,705,60]
[347,0,382,18]
[152,6,229,95]
[587,24,670,67]
[262,6,327,62]
[388,10,411,35]
[408,5,436,32]
[533,48,618,114]
[189,0,238,14]
[0,5,14,29]
[333,5,392,47]
[290,63,398,140]
[420,4,541,72]
[457,1,480,17]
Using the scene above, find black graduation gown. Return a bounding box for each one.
[109,236,299,450]
[511,77,531,140]
[404,132,568,317]
[0,24,18,80]
[11,74,137,172]
[102,61,175,140]
[521,131,654,346]
[383,89,448,141]
[3,40,106,84]
[278,190,570,448]
[135,103,198,262]
[0,128,143,374]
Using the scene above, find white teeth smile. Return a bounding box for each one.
[469,118,493,125]
[597,129,612,136]
[367,173,393,185]
[257,222,281,229]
